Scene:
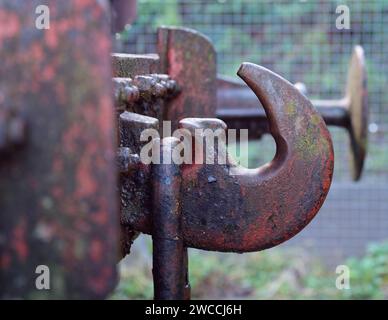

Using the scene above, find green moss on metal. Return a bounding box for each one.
[285,101,297,116]
[295,125,321,160]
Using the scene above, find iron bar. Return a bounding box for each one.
[152,137,185,300]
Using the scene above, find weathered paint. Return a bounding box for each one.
[0,0,118,299]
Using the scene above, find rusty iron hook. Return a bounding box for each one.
[178,63,334,252]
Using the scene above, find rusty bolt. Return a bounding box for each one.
[113,74,179,110]
[134,74,179,98]
[113,77,140,109]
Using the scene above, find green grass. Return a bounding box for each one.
[110,240,388,300]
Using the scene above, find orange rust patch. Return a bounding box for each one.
[0,10,20,42]
[11,220,28,262]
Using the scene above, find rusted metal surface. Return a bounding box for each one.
[112,53,160,78]
[157,26,217,129]
[152,137,188,300]
[112,54,164,257]
[112,54,180,130]
[0,0,118,299]
[112,25,217,130]
[113,74,179,112]
[179,63,334,251]
[118,111,156,257]
[114,43,334,297]
[217,46,367,181]
[114,26,218,259]
[113,78,140,109]
[0,0,335,300]
[120,63,334,252]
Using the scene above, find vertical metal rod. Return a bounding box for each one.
[152,137,185,300]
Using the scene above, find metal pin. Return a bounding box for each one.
[152,137,186,300]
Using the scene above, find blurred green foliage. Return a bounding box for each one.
[111,241,388,299]
[123,0,388,107]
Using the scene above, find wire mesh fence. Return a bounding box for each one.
[118,0,388,262]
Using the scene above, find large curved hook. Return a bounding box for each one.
[180,63,334,252]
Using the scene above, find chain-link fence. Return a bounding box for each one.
[118,0,388,262]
